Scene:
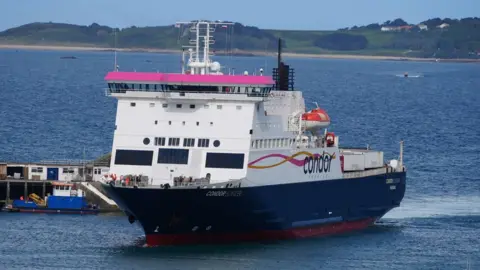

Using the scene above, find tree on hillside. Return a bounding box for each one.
[313,33,368,51]
[365,23,381,30]
[383,18,408,26]
[421,18,443,29]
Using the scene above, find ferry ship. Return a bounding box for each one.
[101,20,406,246]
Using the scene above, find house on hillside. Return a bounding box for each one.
[437,23,450,29]
[381,25,413,32]
[381,26,395,31]
[398,25,413,31]
[417,24,428,31]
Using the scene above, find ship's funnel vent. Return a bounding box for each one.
[272,38,295,91]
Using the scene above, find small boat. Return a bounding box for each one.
[60,56,77,59]
[6,182,99,215]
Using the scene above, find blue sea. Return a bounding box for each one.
[0,49,479,269]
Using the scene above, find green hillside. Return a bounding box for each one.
[1,17,479,59]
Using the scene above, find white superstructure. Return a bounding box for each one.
[104,20,403,188]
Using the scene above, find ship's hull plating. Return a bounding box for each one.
[102,171,406,246]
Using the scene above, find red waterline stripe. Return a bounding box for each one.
[145,217,376,246]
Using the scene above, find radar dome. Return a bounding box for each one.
[389,159,398,168]
[210,61,221,72]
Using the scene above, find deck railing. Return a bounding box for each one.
[0,159,109,167]
[105,88,270,98]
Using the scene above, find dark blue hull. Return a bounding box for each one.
[102,171,406,246]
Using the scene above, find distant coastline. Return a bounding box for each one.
[1,44,479,64]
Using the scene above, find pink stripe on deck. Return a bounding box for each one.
[104,72,275,85]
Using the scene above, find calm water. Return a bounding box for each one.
[0,49,479,269]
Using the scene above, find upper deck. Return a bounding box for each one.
[104,71,276,100]
[105,71,275,86]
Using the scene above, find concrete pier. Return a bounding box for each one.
[0,180,53,205]
[0,180,120,212]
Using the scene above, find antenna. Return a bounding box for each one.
[399,140,404,169]
[181,48,185,74]
[175,20,233,75]
[113,28,119,71]
[82,146,86,182]
[277,38,282,70]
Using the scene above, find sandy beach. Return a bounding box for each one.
[1,44,478,63]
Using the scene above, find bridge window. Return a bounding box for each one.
[157,148,189,164]
[162,104,168,108]
[130,102,136,107]
[198,139,210,147]
[168,138,180,146]
[205,153,245,169]
[114,150,153,166]
[183,138,195,147]
[190,104,195,109]
[176,104,182,108]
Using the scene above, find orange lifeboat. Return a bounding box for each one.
[301,107,331,130]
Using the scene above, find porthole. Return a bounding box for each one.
[213,140,220,147]
[143,138,150,145]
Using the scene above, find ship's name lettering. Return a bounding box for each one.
[206,190,242,197]
[303,153,332,174]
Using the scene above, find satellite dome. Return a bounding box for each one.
[210,61,221,72]
[389,159,398,168]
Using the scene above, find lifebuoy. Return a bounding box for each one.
[326,132,335,147]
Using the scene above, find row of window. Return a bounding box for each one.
[184,138,195,147]
[130,102,243,111]
[251,138,295,149]
[109,83,272,94]
[150,137,219,148]
[31,167,43,173]
[168,138,180,146]
[62,168,75,174]
[154,137,166,146]
[31,167,103,175]
[114,149,245,169]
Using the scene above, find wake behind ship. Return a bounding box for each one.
[101,20,406,246]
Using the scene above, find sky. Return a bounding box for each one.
[1,0,478,31]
